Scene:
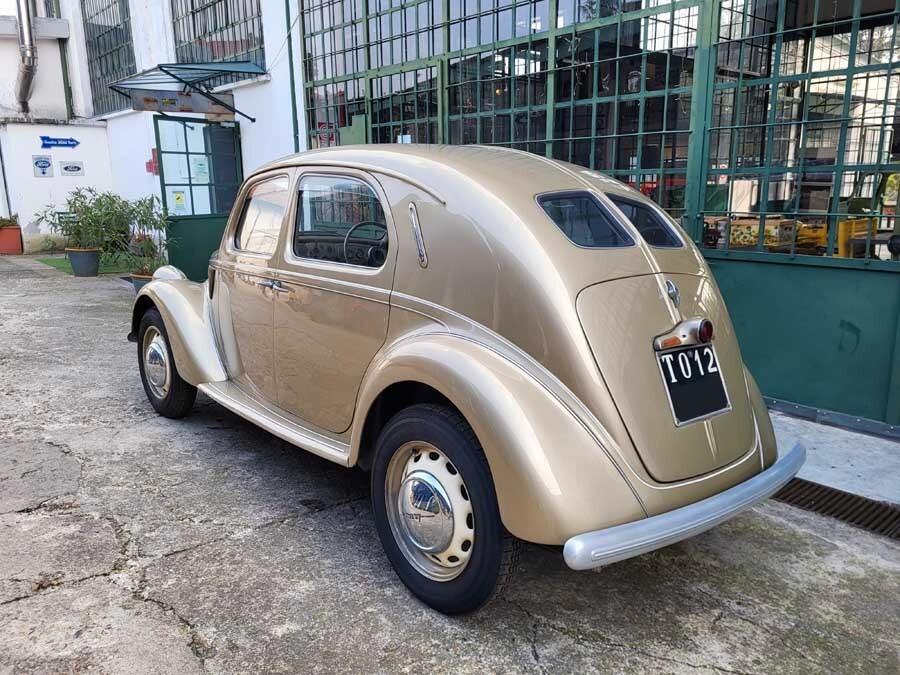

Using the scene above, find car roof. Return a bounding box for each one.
[250,144,647,204]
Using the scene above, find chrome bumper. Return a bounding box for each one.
[563,443,806,571]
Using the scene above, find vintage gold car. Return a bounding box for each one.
[129,145,805,614]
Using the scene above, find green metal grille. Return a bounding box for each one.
[702,0,900,262]
[170,0,266,84]
[299,0,900,267]
[81,0,136,116]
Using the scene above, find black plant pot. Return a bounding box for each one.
[66,248,100,277]
[131,274,153,293]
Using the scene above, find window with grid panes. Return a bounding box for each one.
[703,0,900,262]
[170,0,265,85]
[81,0,137,116]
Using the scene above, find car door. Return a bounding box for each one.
[214,171,293,403]
[271,169,396,433]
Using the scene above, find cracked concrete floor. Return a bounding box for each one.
[0,255,898,675]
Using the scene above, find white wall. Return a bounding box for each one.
[128,0,175,70]
[227,0,305,175]
[59,0,94,119]
[0,122,114,251]
[0,36,68,120]
[104,111,162,202]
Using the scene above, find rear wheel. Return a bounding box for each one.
[137,308,196,418]
[371,404,518,614]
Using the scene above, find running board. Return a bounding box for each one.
[199,382,351,466]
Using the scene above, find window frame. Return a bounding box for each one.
[604,193,685,249]
[81,0,137,117]
[229,172,293,259]
[535,189,636,250]
[285,171,393,272]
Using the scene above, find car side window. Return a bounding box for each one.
[538,192,634,248]
[233,176,291,256]
[608,196,682,248]
[293,175,388,268]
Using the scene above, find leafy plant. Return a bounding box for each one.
[36,188,132,252]
[36,189,173,274]
[126,196,170,276]
[0,214,18,228]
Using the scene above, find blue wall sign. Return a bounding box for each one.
[40,136,80,149]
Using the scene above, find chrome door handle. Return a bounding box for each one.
[270,280,289,293]
[254,278,274,288]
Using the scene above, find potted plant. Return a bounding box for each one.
[127,196,170,292]
[0,214,23,255]
[36,188,132,277]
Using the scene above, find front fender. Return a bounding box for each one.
[352,334,646,545]
[131,279,227,386]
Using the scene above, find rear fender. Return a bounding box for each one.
[745,368,777,468]
[131,279,227,386]
[352,333,645,545]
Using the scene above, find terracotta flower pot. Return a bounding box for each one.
[0,226,23,255]
[66,248,100,277]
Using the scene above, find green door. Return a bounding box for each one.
[154,115,243,281]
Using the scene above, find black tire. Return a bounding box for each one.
[371,404,519,614]
[137,308,197,419]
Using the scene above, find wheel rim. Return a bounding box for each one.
[142,326,171,400]
[385,441,475,582]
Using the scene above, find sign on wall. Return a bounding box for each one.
[171,190,188,214]
[40,136,80,149]
[32,155,53,177]
[128,88,235,117]
[59,161,85,177]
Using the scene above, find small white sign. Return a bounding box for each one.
[33,155,53,177]
[171,190,188,215]
[396,134,412,144]
[59,161,85,177]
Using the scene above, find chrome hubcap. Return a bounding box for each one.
[385,442,475,582]
[398,471,454,553]
[142,326,170,399]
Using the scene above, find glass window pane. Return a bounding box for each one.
[294,175,388,267]
[235,177,291,255]
[608,195,682,247]
[538,192,634,248]
[158,120,187,152]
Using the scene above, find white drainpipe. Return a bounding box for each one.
[15,0,37,114]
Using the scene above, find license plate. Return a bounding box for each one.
[657,344,730,425]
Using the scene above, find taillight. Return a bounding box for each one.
[698,319,714,343]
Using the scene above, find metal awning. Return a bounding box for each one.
[110,61,266,122]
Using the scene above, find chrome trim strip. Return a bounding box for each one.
[199,382,350,466]
[214,259,390,305]
[409,202,428,268]
[562,443,806,570]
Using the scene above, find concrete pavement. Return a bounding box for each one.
[1,255,898,674]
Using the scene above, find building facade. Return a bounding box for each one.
[0,0,305,250]
[299,0,900,430]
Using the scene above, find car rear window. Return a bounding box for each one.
[608,196,682,248]
[538,193,634,248]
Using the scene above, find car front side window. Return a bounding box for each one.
[293,175,388,268]
[233,176,291,256]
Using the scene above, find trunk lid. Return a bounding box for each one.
[576,272,757,483]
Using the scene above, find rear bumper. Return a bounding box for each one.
[563,442,806,570]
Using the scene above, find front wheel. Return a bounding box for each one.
[137,308,197,418]
[371,404,519,614]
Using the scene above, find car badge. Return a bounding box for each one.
[665,279,681,307]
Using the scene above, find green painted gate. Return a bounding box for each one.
[154,115,242,281]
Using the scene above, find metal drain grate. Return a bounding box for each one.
[774,478,900,540]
